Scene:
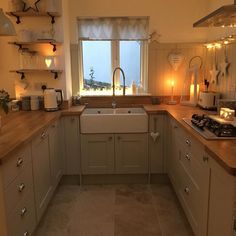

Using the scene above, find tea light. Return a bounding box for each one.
[220,107,235,121]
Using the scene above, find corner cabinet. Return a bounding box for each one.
[62,116,81,175]
[31,129,53,222]
[148,114,165,173]
[48,120,63,189]
[81,133,148,175]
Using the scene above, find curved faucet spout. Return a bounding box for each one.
[112,67,126,97]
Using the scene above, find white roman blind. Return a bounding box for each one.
[77,16,149,40]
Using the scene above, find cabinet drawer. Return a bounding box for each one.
[177,138,208,188]
[7,190,36,236]
[4,162,33,215]
[178,158,209,236]
[2,144,31,188]
[178,161,201,235]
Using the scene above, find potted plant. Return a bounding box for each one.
[0,90,10,130]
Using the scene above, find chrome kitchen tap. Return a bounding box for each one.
[112,67,126,108]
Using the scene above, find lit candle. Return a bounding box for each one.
[171,80,174,101]
[190,84,199,103]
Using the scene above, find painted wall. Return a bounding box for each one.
[68,0,208,44]
[0,0,71,99]
[0,0,235,100]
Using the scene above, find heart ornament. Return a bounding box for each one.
[168,52,184,71]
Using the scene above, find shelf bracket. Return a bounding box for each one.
[16,71,25,80]
[49,42,57,52]
[13,42,23,51]
[47,12,55,24]
[51,70,59,79]
[10,12,21,24]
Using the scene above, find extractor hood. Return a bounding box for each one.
[193,1,236,27]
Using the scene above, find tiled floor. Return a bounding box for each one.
[35,183,194,236]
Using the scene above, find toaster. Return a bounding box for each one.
[198,91,220,110]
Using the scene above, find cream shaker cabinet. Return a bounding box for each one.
[148,114,165,173]
[0,143,36,236]
[62,116,81,175]
[208,157,236,236]
[115,133,148,174]
[48,120,63,189]
[81,133,148,175]
[167,117,181,192]
[81,134,115,174]
[168,117,210,236]
[32,129,53,222]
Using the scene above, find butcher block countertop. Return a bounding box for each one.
[144,104,236,176]
[0,106,85,164]
[0,104,236,176]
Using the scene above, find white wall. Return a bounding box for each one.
[68,0,208,44]
[0,0,70,99]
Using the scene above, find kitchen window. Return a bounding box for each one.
[76,17,149,96]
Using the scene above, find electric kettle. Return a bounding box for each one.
[44,88,63,111]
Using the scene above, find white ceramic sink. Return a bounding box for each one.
[80,108,148,133]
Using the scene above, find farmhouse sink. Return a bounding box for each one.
[80,108,148,133]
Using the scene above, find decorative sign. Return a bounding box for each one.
[22,0,40,12]
[168,52,184,71]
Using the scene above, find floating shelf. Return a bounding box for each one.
[10,69,63,79]
[6,11,61,24]
[8,40,62,52]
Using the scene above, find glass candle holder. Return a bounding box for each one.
[220,107,235,121]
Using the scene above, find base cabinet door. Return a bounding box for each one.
[115,133,148,174]
[48,120,62,189]
[32,130,53,221]
[149,115,164,173]
[63,116,80,175]
[208,157,235,236]
[81,134,115,174]
[167,117,181,192]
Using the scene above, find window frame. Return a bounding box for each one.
[77,40,148,95]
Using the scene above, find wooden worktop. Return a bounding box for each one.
[144,104,236,176]
[0,104,235,176]
[0,106,85,164]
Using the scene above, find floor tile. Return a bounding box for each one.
[35,183,194,236]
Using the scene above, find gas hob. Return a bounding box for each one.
[183,114,236,140]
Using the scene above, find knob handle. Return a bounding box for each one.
[185,139,191,146]
[23,232,29,236]
[20,207,27,217]
[16,158,23,167]
[117,136,121,140]
[18,183,25,192]
[41,132,46,139]
[108,136,113,141]
[185,154,191,161]
[184,187,190,195]
[203,156,209,162]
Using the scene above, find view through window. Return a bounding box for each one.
[81,40,142,95]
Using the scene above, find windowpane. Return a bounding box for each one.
[120,41,141,87]
[82,41,111,90]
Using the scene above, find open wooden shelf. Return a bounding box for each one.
[8,40,62,52]
[10,69,63,79]
[6,11,61,24]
